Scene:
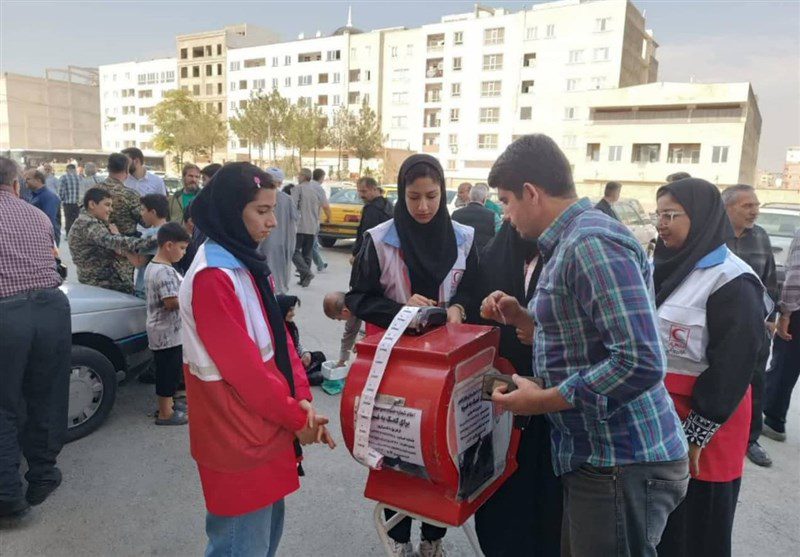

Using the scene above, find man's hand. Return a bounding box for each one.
[108,223,120,235]
[301,352,312,368]
[777,313,793,341]
[407,294,436,307]
[491,374,572,416]
[688,443,702,477]
[447,305,465,324]
[336,359,347,368]
[125,253,147,267]
[481,291,529,330]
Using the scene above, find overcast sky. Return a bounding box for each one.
[1,0,798,171]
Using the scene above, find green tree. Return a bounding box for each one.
[347,100,383,174]
[310,106,329,168]
[285,102,318,168]
[229,109,254,160]
[263,88,291,161]
[150,89,199,168]
[330,105,354,179]
[194,107,228,161]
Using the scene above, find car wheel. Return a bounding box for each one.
[319,237,337,248]
[65,345,118,443]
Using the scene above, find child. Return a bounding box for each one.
[135,194,170,298]
[323,291,363,368]
[144,222,191,425]
[277,295,326,386]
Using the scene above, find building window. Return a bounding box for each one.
[230,61,240,71]
[453,57,463,71]
[123,123,136,132]
[454,31,463,45]
[391,115,408,128]
[333,72,341,84]
[484,27,505,46]
[481,80,502,97]
[447,160,457,171]
[350,47,357,60]
[349,69,361,82]
[365,70,372,81]
[217,44,222,56]
[483,54,503,71]
[244,58,266,68]
[239,80,247,90]
[632,143,661,163]
[317,95,329,106]
[608,145,623,161]
[562,135,577,148]
[285,77,291,87]
[526,27,538,40]
[282,55,290,66]
[319,73,329,83]
[450,108,460,122]
[564,107,576,119]
[333,95,341,106]
[568,50,584,64]
[192,85,200,95]
[521,80,534,94]
[180,67,188,78]
[586,143,600,162]
[139,107,154,116]
[348,92,360,105]
[451,83,461,97]
[180,48,188,59]
[206,65,213,76]
[523,53,537,67]
[299,75,312,86]
[205,45,212,56]
[566,78,580,91]
[712,146,730,163]
[140,124,154,134]
[217,63,223,75]
[407,44,413,56]
[392,91,409,104]
[520,107,532,120]
[479,107,500,123]
[192,46,204,58]
[254,79,266,89]
[165,71,175,82]
[546,24,555,38]
[668,143,701,164]
[205,83,213,95]
[272,78,278,88]
[590,76,607,89]
[449,134,458,148]
[391,46,398,58]
[217,83,223,94]
[478,134,498,149]
[596,18,610,32]
[272,57,279,67]
[299,51,323,63]
[327,50,341,61]
[192,66,200,78]
[230,101,236,112]
[593,47,610,61]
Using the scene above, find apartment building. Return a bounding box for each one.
[574,81,762,187]
[99,58,177,154]
[783,147,800,190]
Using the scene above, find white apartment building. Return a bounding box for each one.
[99,58,177,155]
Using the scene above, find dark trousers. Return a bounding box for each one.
[384,509,446,543]
[657,478,742,557]
[63,203,80,236]
[749,329,771,443]
[475,416,562,557]
[764,311,800,432]
[292,233,315,280]
[153,346,183,398]
[0,288,71,501]
[560,459,689,557]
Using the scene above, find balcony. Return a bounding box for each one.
[424,109,442,129]
[427,33,445,52]
[425,83,442,103]
[426,58,444,79]
[423,133,440,152]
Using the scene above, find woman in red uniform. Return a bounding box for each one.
[653,178,769,557]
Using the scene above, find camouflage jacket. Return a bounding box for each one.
[98,176,142,236]
[68,211,156,294]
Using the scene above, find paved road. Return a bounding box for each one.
[1,243,798,556]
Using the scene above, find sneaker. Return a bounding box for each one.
[387,540,414,557]
[419,539,446,557]
[155,409,188,426]
[746,441,773,467]
[762,422,787,442]
[300,273,315,288]
[317,263,328,273]
[26,468,62,506]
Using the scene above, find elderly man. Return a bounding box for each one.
[452,183,497,251]
[58,163,82,235]
[121,147,166,196]
[42,163,59,194]
[257,167,298,294]
[79,162,102,200]
[169,164,201,223]
[722,184,778,467]
[455,181,472,209]
[0,157,71,518]
[25,169,62,245]
[290,167,330,287]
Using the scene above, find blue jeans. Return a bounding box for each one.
[205,499,285,557]
[312,237,326,270]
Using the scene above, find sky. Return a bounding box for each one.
[1,0,798,171]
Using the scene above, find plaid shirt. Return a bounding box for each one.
[0,189,61,298]
[58,172,82,204]
[532,198,687,476]
[727,224,779,303]
[779,228,800,314]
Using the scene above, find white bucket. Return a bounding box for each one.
[321,360,350,381]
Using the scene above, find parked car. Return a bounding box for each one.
[757,206,800,286]
[164,176,182,195]
[63,282,151,442]
[613,199,658,255]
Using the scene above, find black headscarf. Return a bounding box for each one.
[276,294,301,351]
[191,163,296,398]
[394,154,457,300]
[653,177,733,307]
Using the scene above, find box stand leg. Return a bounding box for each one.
[373,503,483,556]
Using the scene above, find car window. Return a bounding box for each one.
[612,203,635,225]
[757,212,800,238]
[329,189,363,205]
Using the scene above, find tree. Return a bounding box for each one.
[229,110,254,160]
[347,100,383,174]
[194,107,228,161]
[262,88,291,161]
[285,102,319,169]
[151,89,199,169]
[228,93,272,164]
[310,106,330,168]
[330,105,353,179]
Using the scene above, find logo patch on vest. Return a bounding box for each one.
[452,270,463,287]
[668,325,691,355]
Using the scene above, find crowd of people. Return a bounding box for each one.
[0,131,798,557]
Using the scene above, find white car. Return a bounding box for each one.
[613,199,658,255]
[757,206,800,284]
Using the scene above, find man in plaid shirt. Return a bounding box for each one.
[484,135,687,556]
[58,163,81,235]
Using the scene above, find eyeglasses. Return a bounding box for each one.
[655,210,686,224]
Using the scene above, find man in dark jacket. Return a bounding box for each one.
[452,183,496,251]
[351,176,393,261]
[595,181,621,220]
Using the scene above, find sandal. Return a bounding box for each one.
[155,410,188,426]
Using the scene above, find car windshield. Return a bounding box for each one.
[758,212,800,238]
[384,189,455,205]
[329,189,363,205]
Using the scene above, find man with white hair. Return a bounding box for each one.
[452,182,497,251]
[257,167,298,294]
[79,162,102,200]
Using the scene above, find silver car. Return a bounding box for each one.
[757,207,800,286]
[63,282,152,442]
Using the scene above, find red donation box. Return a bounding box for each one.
[341,321,521,526]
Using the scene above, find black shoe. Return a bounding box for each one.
[747,442,773,467]
[0,498,31,518]
[26,469,62,506]
[300,273,314,288]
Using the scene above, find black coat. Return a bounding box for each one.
[352,196,394,256]
[595,198,620,221]
[452,202,496,251]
